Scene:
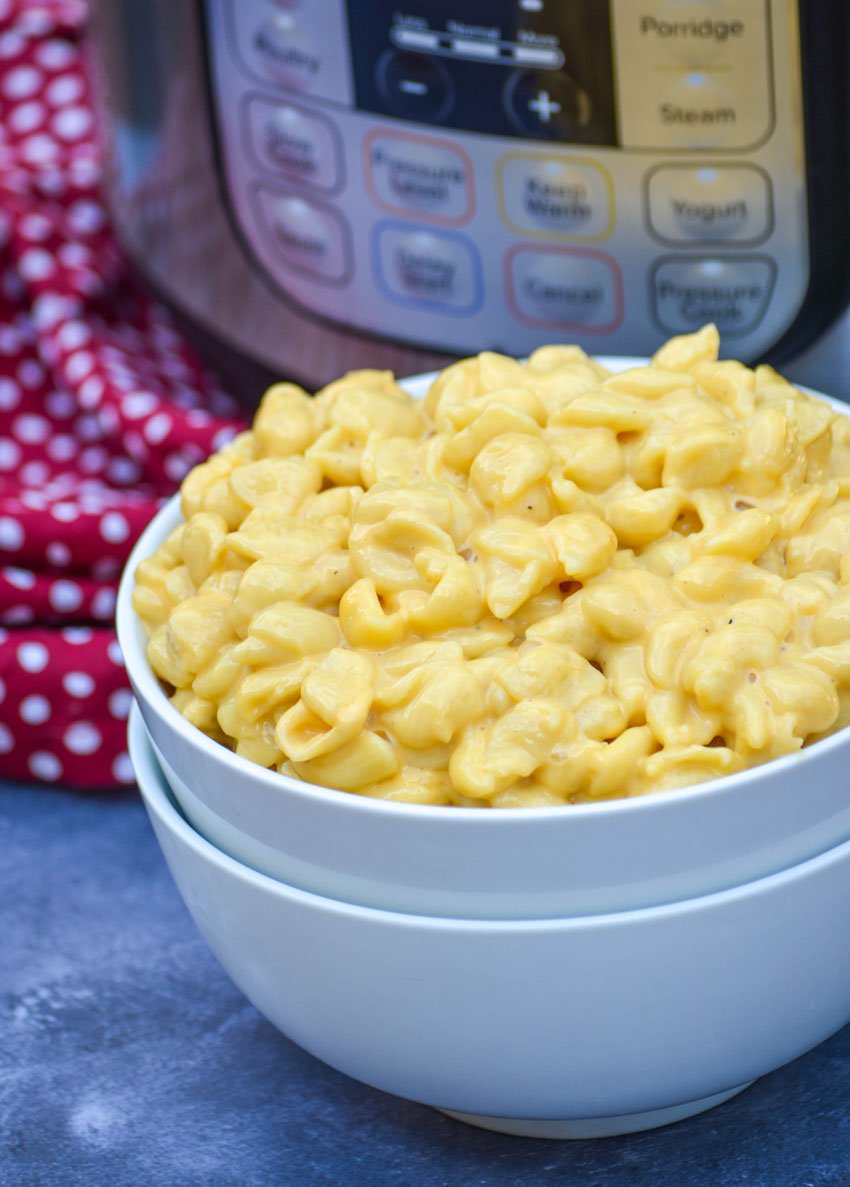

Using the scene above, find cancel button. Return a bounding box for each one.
[651,256,776,335]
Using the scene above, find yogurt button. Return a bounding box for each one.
[253,187,351,283]
[647,165,771,243]
[508,248,622,330]
[374,224,481,313]
[651,256,776,335]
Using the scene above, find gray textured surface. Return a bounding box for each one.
[2,781,850,1187]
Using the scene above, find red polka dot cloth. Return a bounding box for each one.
[0,0,246,788]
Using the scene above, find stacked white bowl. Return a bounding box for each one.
[117,370,850,1139]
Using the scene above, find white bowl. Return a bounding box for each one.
[116,366,850,918]
[129,703,850,1139]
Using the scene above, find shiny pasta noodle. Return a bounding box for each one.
[132,325,850,807]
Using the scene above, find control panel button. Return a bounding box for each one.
[244,97,342,191]
[498,154,612,239]
[651,256,776,335]
[506,246,623,331]
[504,70,593,140]
[365,131,473,223]
[373,223,482,313]
[376,51,454,122]
[647,164,772,244]
[252,186,352,284]
[226,0,354,105]
[610,0,772,149]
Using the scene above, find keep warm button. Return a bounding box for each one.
[651,256,776,336]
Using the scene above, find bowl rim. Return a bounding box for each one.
[129,700,850,930]
[116,358,850,825]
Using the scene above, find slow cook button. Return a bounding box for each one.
[245,97,342,191]
[498,154,612,238]
[507,247,623,330]
[253,187,351,284]
[646,164,772,244]
[374,224,482,313]
[651,256,776,335]
[366,131,473,223]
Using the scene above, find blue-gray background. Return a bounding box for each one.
[2,781,849,1187]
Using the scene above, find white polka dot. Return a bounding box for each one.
[3,566,35,590]
[0,517,23,550]
[17,641,49,672]
[50,501,78,523]
[64,722,102,755]
[58,242,91,268]
[79,446,107,474]
[29,751,62,781]
[0,326,21,356]
[18,8,54,36]
[4,605,34,625]
[46,540,71,566]
[91,557,120,581]
[20,491,45,511]
[68,157,100,188]
[0,32,24,60]
[75,415,104,443]
[0,676,5,703]
[143,413,172,445]
[20,134,58,165]
[112,752,135,785]
[62,627,92,645]
[10,101,47,137]
[99,512,130,544]
[56,319,90,350]
[91,588,116,621]
[107,639,124,667]
[45,435,77,464]
[106,457,141,485]
[122,392,158,419]
[108,688,133,720]
[67,198,104,234]
[18,248,55,281]
[45,73,83,107]
[64,349,94,382]
[48,579,83,613]
[164,453,193,482]
[52,105,92,141]
[11,413,50,444]
[21,461,49,487]
[0,378,20,410]
[78,375,104,408]
[0,438,21,470]
[36,40,76,71]
[0,723,14,754]
[20,695,51,725]
[17,359,45,389]
[45,390,76,419]
[63,671,94,698]
[3,66,43,100]
[33,291,76,329]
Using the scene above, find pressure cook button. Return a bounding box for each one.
[504,70,593,140]
[366,131,472,222]
[507,246,623,331]
[651,256,776,335]
[498,154,612,238]
[377,51,454,122]
[245,97,341,191]
[374,223,482,313]
[253,187,351,284]
[646,165,772,244]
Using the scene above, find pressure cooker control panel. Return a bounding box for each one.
[204,0,806,360]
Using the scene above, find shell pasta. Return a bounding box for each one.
[133,325,850,806]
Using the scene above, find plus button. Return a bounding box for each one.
[527,89,562,124]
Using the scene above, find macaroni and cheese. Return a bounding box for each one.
[133,325,850,806]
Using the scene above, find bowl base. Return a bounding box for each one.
[439,1081,754,1139]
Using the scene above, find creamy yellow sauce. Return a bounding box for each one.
[132,325,850,806]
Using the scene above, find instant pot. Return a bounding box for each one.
[90,1,850,398]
